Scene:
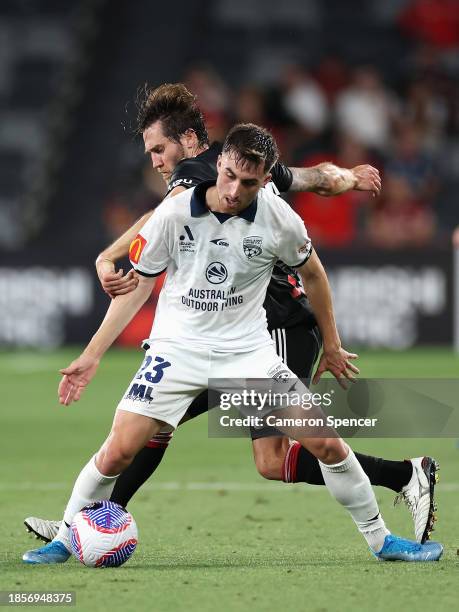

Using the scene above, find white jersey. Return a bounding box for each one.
[130,181,312,352]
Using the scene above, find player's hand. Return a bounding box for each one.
[96,257,139,298]
[312,347,360,389]
[351,165,381,197]
[58,354,100,406]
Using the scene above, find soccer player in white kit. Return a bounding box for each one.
[23,123,442,564]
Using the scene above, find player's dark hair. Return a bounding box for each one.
[136,83,209,146]
[222,123,279,173]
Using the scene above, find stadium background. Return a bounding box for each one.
[1,1,458,611]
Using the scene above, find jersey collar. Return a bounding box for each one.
[190,180,258,223]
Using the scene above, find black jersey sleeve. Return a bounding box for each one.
[270,161,293,193]
[166,157,217,195]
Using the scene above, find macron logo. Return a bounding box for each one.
[210,238,229,247]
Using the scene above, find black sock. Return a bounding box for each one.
[110,445,168,507]
[293,447,413,493]
[354,453,413,492]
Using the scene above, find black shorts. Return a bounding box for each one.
[268,325,321,381]
[185,323,322,440]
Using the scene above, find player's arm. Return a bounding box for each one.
[288,163,381,197]
[96,185,186,297]
[58,274,156,406]
[61,203,171,406]
[296,250,359,387]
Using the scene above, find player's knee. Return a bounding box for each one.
[254,452,283,480]
[307,438,346,464]
[100,444,136,475]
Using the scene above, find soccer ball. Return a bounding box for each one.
[70,501,138,568]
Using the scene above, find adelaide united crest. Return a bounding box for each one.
[243,236,263,259]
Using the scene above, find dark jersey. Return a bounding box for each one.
[166,142,294,196]
[166,142,317,332]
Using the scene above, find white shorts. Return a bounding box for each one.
[116,340,295,428]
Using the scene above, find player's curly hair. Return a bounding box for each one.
[135,83,209,147]
[222,123,278,173]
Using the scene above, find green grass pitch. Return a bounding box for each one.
[1,348,459,611]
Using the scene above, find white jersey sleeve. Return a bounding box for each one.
[276,203,313,268]
[129,206,171,277]
[263,180,280,196]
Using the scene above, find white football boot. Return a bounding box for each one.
[24,517,61,543]
[394,456,439,543]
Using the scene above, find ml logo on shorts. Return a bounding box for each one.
[243,236,263,259]
[206,261,228,284]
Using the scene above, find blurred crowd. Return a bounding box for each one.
[103,2,459,250]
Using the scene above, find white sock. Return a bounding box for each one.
[54,455,119,551]
[319,447,390,552]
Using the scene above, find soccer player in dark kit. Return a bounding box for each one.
[24,84,438,546]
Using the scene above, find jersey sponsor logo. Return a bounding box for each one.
[210,238,229,247]
[182,285,243,311]
[243,236,263,259]
[129,234,147,264]
[206,261,228,284]
[168,177,194,192]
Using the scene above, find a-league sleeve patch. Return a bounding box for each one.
[129,234,147,264]
[298,239,312,258]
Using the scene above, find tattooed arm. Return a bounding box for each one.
[288,163,381,197]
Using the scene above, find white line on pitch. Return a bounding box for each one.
[1,481,459,492]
